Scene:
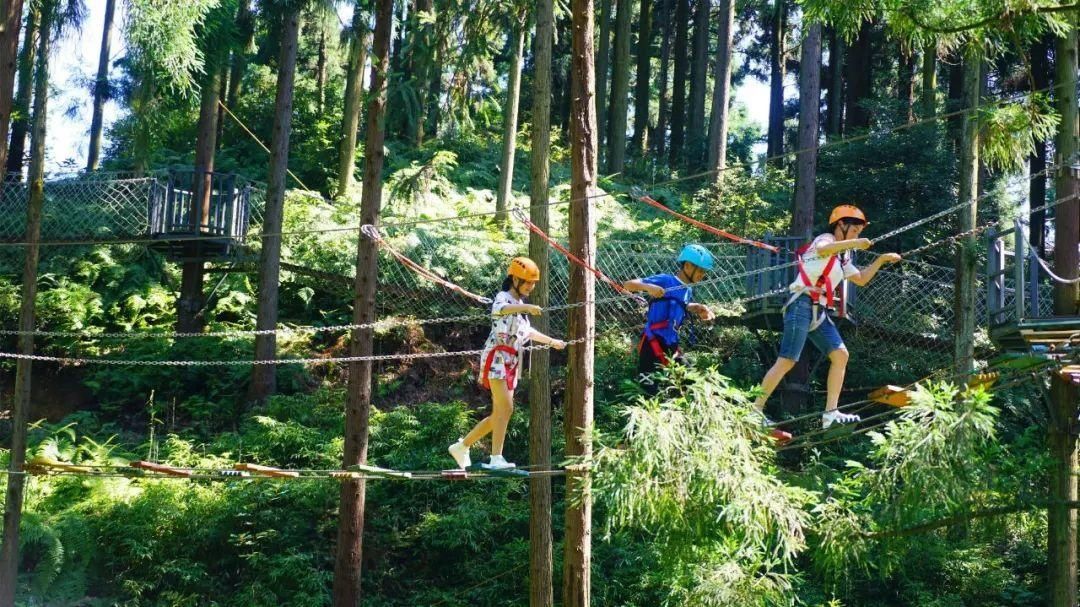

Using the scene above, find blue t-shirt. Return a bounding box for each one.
[641,274,693,345]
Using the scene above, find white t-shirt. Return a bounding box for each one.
[790,234,860,293]
[483,291,533,353]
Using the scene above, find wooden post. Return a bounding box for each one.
[250,8,301,402]
[1047,19,1078,607]
[528,0,555,603]
[0,8,46,603]
[331,0,392,604]
[564,0,597,604]
[952,47,980,376]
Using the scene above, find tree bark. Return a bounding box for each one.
[791,23,821,240]
[919,41,936,118]
[250,8,301,403]
[87,0,114,170]
[630,0,652,156]
[707,0,735,178]
[225,0,254,114]
[668,0,689,165]
[685,0,709,167]
[844,20,872,130]
[0,8,47,603]
[5,2,36,178]
[495,16,526,224]
[316,22,327,116]
[0,0,26,175]
[952,48,980,377]
[606,0,631,172]
[596,0,612,152]
[653,0,673,157]
[825,28,842,138]
[528,2,555,604]
[412,0,433,145]
[1028,37,1050,257]
[337,3,371,200]
[1047,22,1078,607]
[564,0,597,604]
[766,0,787,164]
[897,47,915,123]
[332,0,391,604]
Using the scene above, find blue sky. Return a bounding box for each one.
[47,1,772,173]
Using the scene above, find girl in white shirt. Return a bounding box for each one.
[448,257,567,470]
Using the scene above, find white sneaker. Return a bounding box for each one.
[448,439,471,469]
[482,455,516,470]
[822,410,861,429]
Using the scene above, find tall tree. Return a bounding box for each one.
[336,1,371,199]
[1028,37,1049,257]
[791,22,821,239]
[0,3,51,601]
[951,48,980,377]
[685,0,709,166]
[844,20,873,130]
[250,5,303,402]
[919,40,936,117]
[495,8,527,224]
[653,0,673,157]
[668,0,689,164]
[766,0,786,162]
[1047,19,1079,607]
[528,1,555,603]
[596,0,612,152]
[825,28,842,137]
[224,0,255,114]
[629,0,651,155]
[897,47,915,122]
[707,0,735,177]
[564,0,597,603]
[605,0,630,172]
[0,0,26,175]
[332,0,391,602]
[5,3,37,177]
[86,0,116,171]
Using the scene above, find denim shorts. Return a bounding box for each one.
[778,296,846,361]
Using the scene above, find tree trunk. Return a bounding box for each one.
[250,8,301,403]
[412,0,433,145]
[947,54,963,146]
[825,28,842,138]
[6,2,36,178]
[1028,37,1049,257]
[316,24,327,116]
[952,48,980,377]
[596,0,612,153]
[653,0,673,157]
[423,23,445,142]
[564,0,597,604]
[1047,22,1079,607]
[897,47,914,123]
[630,0,651,156]
[668,0,689,165]
[919,41,936,118]
[844,20,872,130]
[337,3,371,200]
[685,0,709,167]
[132,76,155,176]
[528,2,555,604]
[225,0,254,113]
[606,0,630,172]
[707,0,735,178]
[791,23,821,240]
[331,0,391,604]
[0,9,47,603]
[0,0,26,175]
[86,0,113,167]
[766,0,787,164]
[495,17,526,225]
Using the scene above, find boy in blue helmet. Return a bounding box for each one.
[623,244,717,391]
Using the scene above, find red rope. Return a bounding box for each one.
[362,225,492,305]
[516,214,634,297]
[636,194,780,253]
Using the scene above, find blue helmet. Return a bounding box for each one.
[676,244,714,271]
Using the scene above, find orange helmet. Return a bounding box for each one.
[829,204,868,226]
[508,256,540,282]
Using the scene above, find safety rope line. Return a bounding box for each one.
[360,224,494,304]
[1014,217,1080,285]
[512,209,645,304]
[628,189,780,252]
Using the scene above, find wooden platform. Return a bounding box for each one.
[990,317,1080,352]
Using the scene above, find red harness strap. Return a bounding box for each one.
[480,345,520,390]
[637,321,678,366]
[796,242,839,308]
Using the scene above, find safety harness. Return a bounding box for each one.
[781,242,848,331]
[480,344,520,390]
[637,295,692,367]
